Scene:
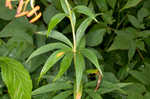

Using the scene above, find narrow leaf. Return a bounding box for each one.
[80,48,103,76]
[76,18,93,47]
[128,40,136,62]
[73,5,95,19]
[39,50,65,80]
[37,30,73,47]
[47,13,67,36]
[32,82,72,95]
[27,43,70,62]
[52,90,73,99]
[54,52,73,81]
[75,53,85,93]
[0,57,32,99]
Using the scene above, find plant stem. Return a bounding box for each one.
[65,0,76,53]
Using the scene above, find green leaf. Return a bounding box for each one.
[43,5,58,24]
[54,52,73,81]
[128,40,136,62]
[127,93,143,99]
[129,63,150,86]
[60,0,69,14]
[73,5,96,19]
[137,8,150,23]
[106,0,117,9]
[27,43,70,62]
[108,28,136,51]
[80,48,103,76]
[37,30,73,47]
[39,50,65,80]
[32,82,72,95]
[52,90,73,99]
[144,92,150,99]
[128,15,144,29]
[121,0,142,11]
[75,53,85,92]
[95,0,108,11]
[0,0,15,20]
[76,17,93,47]
[47,13,67,36]
[102,10,115,25]
[85,89,102,99]
[0,57,32,99]
[86,28,106,46]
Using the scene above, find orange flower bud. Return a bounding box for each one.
[15,11,29,18]
[27,5,40,17]
[5,0,13,10]
[29,12,42,23]
[17,0,24,14]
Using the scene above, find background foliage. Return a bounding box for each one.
[0,0,150,99]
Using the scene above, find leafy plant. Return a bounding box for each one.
[0,0,150,99]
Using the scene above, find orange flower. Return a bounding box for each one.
[15,11,29,18]
[29,12,42,23]
[17,0,24,14]
[27,5,40,17]
[5,0,13,10]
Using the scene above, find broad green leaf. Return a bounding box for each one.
[0,17,36,44]
[52,90,73,99]
[108,28,136,51]
[137,30,150,38]
[27,42,70,62]
[73,5,95,19]
[0,57,32,99]
[85,89,102,99]
[127,93,143,99]
[128,40,136,62]
[129,63,150,85]
[95,0,108,11]
[43,5,58,24]
[136,40,146,52]
[54,52,73,81]
[86,28,106,46]
[39,50,65,80]
[37,30,73,47]
[137,8,150,23]
[121,0,142,11]
[106,0,116,9]
[47,13,67,36]
[128,15,144,29]
[75,53,85,92]
[144,92,150,99]
[80,48,103,76]
[76,17,93,47]
[0,0,15,20]
[102,10,115,25]
[32,82,72,95]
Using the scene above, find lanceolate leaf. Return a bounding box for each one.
[47,13,67,36]
[76,18,93,47]
[75,53,85,93]
[32,82,72,95]
[54,52,73,81]
[27,42,71,62]
[80,48,103,76]
[0,57,32,99]
[121,0,142,11]
[73,5,95,19]
[37,30,73,47]
[39,50,65,80]
[52,90,73,99]
[60,0,69,14]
